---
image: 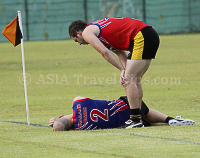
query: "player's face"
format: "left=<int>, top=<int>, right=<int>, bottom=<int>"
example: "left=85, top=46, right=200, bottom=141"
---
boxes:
left=71, top=32, right=88, bottom=45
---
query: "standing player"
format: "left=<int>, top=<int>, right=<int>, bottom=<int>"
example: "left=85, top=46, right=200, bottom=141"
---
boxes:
left=50, top=96, right=196, bottom=131
left=68, top=17, right=160, bottom=128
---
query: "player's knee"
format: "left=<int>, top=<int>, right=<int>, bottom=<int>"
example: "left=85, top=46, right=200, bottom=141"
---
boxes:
left=124, top=75, right=142, bottom=86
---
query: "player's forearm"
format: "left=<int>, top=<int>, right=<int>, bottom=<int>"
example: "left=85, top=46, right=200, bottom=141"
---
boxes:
left=102, top=50, right=125, bottom=71
left=114, top=50, right=127, bottom=68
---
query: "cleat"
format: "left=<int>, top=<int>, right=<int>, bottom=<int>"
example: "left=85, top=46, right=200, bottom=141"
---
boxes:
left=119, top=119, right=144, bottom=129
left=169, top=118, right=196, bottom=126
left=174, top=116, right=182, bottom=119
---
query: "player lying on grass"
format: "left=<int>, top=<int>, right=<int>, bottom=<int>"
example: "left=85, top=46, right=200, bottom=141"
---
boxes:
left=49, top=96, right=195, bottom=131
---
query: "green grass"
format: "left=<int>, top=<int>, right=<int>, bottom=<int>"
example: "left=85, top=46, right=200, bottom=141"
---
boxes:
left=0, top=34, right=200, bottom=158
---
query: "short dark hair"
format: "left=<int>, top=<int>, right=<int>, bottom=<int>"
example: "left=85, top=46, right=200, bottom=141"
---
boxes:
left=68, top=20, right=87, bottom=37
left=53, top=117, right=72, bottom=131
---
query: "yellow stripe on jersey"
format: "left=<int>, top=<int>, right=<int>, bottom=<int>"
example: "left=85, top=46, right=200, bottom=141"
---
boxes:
left=131, top=31, right=144, bottom=60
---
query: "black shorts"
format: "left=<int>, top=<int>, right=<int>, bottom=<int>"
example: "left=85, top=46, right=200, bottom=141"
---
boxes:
left=127, top=27, right=160, bottom=60
left=119, top=96, right=151, bottom=127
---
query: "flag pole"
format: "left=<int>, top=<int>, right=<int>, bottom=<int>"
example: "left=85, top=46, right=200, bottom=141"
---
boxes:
left=17, top=10, right=30, bottom=125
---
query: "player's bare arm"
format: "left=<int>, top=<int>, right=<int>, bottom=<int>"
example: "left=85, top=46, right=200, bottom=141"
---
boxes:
left=113, top=50, right=127, bottom=86
left=82, top=25, right=125, bottom=71
left=113, top=50, right=127, bottom=68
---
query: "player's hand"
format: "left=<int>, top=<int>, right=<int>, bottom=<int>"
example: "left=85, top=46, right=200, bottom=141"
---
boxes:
left=50, top=117, right=56, bottom=127
left=120, top=70, right=126, bottom=87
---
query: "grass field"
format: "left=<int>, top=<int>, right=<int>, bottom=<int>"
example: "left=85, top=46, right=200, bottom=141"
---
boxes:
left=0, top=34, right=200, bottom=158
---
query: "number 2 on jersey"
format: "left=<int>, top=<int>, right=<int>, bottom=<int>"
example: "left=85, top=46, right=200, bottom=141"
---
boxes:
left=90, top=109, right=109, bottom=122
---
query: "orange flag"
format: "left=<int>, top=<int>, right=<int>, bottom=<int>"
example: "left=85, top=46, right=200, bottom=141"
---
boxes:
left=2, top=16, right=23, bottom=46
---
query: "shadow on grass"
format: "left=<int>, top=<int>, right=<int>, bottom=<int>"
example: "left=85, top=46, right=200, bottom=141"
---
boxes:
left=0, top=120, right=51, bottom=128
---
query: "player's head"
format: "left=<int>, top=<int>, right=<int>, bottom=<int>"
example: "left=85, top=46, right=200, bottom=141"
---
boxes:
left=68, top=20, right=88, bottom=45
left=69, top=20, right=87, bottom=37
left=52, top=116, right=72, bottom=131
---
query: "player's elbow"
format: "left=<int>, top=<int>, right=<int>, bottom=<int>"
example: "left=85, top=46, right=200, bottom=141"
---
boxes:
left=101, top=50, right=110, bottom=60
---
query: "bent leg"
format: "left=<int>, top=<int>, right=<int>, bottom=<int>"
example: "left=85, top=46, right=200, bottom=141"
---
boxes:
left=125, top=59, right=151, bottom=110
left=146, top=108, right=168, bottom=125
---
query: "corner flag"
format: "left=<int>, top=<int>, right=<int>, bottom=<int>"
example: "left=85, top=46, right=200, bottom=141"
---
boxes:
left=2, top=16, right=23, bottom=46
left=2, top=11, right=30, bottom=125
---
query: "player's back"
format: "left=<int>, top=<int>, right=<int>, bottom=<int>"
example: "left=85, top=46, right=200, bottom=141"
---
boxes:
left=87, top=17, right=151, bottom=50
left=72, top=98, right=130, bottom=130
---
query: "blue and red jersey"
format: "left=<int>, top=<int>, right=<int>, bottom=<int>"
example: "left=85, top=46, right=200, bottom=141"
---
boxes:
left=87, top=17, right=151, bottom=50
left=72, top=98, right=130, bottom=130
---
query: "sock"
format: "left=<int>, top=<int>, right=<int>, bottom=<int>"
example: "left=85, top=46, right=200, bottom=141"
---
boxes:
left=130, top=108, right=141, bottom=123
left=165, top=116, right=174, bottom=123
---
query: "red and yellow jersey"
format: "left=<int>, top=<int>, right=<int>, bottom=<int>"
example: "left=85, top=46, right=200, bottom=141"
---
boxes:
left=87, top=17, right=151, bottom=50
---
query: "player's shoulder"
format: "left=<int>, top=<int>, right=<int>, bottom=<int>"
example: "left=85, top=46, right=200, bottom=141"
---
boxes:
left=83, top=24, right=100, bottom=36
left=72, top=96, right=91, bottom=106
left=73, top=96, right=86, bottom=103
